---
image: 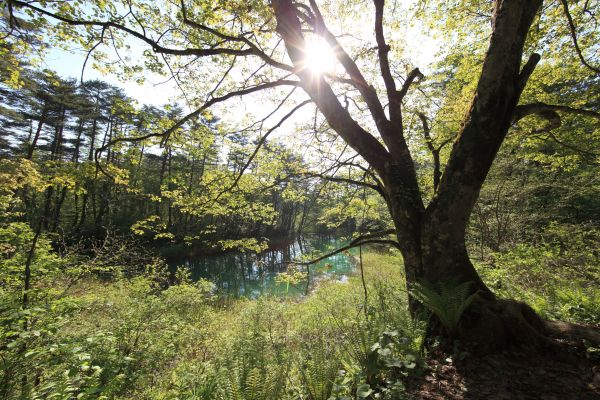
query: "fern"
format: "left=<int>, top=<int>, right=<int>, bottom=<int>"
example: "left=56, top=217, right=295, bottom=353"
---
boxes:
left=215, top=357, right=288, bottom=400
left=243, top=367, right=264, bottom=400
left=298, top=337, right=341, bottom=400
left=217, top=364, right=243, bottom=400
left=411, top=278, right=480, bottom=337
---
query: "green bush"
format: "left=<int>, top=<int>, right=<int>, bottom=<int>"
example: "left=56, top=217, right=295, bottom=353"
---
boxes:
left=477, top=222, right=600, bottom=324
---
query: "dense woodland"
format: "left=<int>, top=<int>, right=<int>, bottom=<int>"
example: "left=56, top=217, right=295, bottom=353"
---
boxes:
left=1, top=0, right=600, bottom=398
left=0, top=69, right=334, bottom=246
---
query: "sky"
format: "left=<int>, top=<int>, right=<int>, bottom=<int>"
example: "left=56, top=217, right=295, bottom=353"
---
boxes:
left=43, top=46, right=179, bottom=107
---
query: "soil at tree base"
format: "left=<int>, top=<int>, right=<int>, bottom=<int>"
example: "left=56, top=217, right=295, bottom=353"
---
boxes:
left=407, top=344, right=600, bottom=399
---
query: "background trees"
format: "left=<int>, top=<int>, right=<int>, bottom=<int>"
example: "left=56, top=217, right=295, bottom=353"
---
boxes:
left=0, top=68, right=326, bottom=249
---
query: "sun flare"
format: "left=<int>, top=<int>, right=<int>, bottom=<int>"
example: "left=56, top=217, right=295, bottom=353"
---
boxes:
left=303, top=38, right=336, bottom=75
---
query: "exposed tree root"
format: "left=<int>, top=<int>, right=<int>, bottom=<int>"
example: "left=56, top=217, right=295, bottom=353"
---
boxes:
left=450, top=297, right=599, bottom=354
left=456, top=299, right=548, bottom=353
left=545, top=319, right=600, bottom=346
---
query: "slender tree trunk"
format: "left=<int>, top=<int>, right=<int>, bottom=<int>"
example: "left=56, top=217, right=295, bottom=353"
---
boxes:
left=167, top=147, right=173, bottom=228
left=26, top=105, right=47, bottom=160
left=51, top=187, right=68, bottom=232
left=79, top=194, right=88, bottom=228
left=157, top=146, right=169, bottom=216
left=88, top=118, right=98, bottom=161
left=72, top=119, right=84, bottom=164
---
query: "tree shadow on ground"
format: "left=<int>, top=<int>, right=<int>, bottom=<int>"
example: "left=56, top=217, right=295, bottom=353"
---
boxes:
left=408, top=344, right=600, bottom=399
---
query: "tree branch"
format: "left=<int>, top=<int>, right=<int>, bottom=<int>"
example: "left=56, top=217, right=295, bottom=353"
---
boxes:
left=513, top=102, right=600, bottom=123
left=272, top=0, right=390, bottom=173
left=300, top=172, right=384, bottom=195
left=10, top=0, right=291, bottom=67
left=160, top=79, right=301, bottom=145
left=417, top=112, right=441, bottom=191
left=397, top=68, right=424, bottom=101
left=216, top=99, right=312, bottom=199
left=373, top=0, right=399, bottom=121
left=93, top=79, right=301, bottom=178
left=294, top=236, right=399, bottom=265
left=179, top=0, right=293, bottom=72
left=559, top=0, right=600, bottom=75
left=306, top=0, right=397, bottom=151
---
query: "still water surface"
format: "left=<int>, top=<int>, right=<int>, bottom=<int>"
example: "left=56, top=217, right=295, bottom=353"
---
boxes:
left=169, top=236, right=357, bottom=298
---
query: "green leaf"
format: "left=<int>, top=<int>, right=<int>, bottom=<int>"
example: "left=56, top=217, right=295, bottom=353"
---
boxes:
left=356, top=384, right=373, bottom=398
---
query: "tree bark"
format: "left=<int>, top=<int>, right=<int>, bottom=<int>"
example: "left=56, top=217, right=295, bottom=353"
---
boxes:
left=26, top=105, right=47, bottom=160
left=272, top=0, right=553, bottom=351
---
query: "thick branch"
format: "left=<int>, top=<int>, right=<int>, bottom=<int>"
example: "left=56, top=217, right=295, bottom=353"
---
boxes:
left=397, top=68, right=424, bottom=101
left=307, top=0, right=395, bottom=149
left=513, top=102, right=600, bottom=161
left=272, top=0, right=390, bottom=173
left=373, top=0, right=399, bottom=122
left=514, top=102, right=600, bottom=123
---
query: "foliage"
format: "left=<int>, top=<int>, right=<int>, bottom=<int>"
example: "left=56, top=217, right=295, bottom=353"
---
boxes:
left=0, top=248, right=427, bottom=399
left=477, top=223, right=600, bottom=326
left=1, top=0, right=599, bottom=398
left=411, top=279, right=480, bottom=338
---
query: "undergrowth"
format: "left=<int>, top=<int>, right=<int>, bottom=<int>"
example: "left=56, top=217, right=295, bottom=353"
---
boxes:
left=1, top=227, right=599, bottom=399
left=475, top=223, right=600, bottom=326
left=1, top=247, right=425, bottom=399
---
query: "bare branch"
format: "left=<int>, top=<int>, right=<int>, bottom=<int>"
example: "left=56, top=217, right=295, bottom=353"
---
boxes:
left=160, top=79, right=301, bottom=145
left=81, top=27, right=106, bottom=83
left=397, top=68, right=424, bottom=101
left=294, top=238, right=399, bottom=265
left=293, top=231, right=398, bottom=266
left=299, top=172, right=384, bottom=195
left=559, top=0, right=600, bottom=75
left=180, top=0, right=293, bottom=72
left=93, top=79, right=301, bottom=178
left=219, top=99, right=312, bottom=196
left=10, top=0, right=291, bottom=67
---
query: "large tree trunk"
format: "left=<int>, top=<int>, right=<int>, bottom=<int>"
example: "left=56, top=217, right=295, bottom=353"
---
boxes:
left=385, top=185, right=550, bottom=353
left=384, top=0, right=547, bottom=330
left=272, top=0, right=600, bottom=352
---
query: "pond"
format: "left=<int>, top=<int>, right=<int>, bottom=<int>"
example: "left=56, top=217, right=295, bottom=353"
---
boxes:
left=168, top=236, right=357, bottom=298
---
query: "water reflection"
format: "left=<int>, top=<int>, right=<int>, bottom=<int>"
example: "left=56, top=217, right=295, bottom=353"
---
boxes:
left=169, top=236, right=356, bottom=298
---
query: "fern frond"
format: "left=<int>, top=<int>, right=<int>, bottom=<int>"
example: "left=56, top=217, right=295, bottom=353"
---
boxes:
left=411, top=278, right=480, bottom=337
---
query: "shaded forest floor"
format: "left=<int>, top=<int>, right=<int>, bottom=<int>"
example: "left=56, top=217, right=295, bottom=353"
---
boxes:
left=410, top=346, right=600, bottom=399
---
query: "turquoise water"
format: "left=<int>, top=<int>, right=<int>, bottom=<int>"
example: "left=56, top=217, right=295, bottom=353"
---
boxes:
left=168, top=236, right=357, bottom=298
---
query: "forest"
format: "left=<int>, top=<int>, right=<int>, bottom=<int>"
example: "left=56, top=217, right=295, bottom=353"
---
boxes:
left=0, top=0, right=599, bottom=398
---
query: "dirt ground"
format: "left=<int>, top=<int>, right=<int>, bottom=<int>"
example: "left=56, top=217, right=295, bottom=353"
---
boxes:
left=408, top=344, right=600, bottom=399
